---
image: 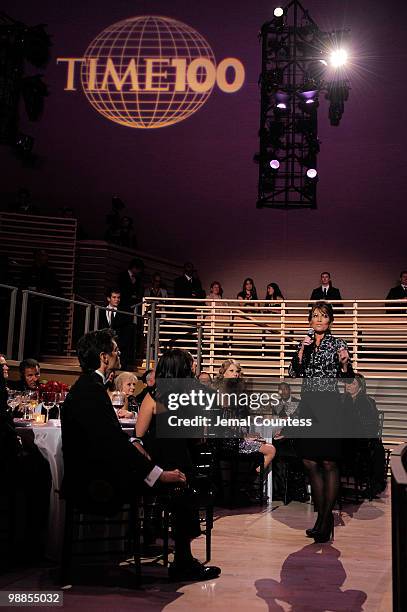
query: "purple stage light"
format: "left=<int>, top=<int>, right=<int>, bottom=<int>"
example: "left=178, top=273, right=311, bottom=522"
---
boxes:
left=306, top=168, right=317, bottom=179
left=270, top=159, right=280, bottom=170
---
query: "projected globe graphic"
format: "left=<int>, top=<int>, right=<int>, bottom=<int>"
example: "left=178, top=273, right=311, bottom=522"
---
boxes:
left=80, top=16, right=216, bottom=129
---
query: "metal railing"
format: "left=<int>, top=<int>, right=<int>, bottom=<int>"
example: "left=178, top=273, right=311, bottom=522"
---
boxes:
left=143, top=297, right=407, bottom=375
left=18, top=289, right=94, bottom=361
left=0, top=284, right=144, bottom=361
left=391, top=443, right=407, bottom=612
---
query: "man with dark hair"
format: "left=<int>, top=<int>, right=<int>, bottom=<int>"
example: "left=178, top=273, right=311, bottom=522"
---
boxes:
left=174, top=262, right=205, bottom=299
left=118, top=258, right=145, bottom=310
left=9, top=358, right=40, bottom=391
left=310, top=272, right=342, bottom=301
left=61, top=329, right=220, bottom=581
left=386, top=270, right=407, bottom=314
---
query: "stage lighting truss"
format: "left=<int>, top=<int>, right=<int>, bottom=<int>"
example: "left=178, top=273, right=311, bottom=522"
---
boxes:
left=256, top=0, right=350, bottom=209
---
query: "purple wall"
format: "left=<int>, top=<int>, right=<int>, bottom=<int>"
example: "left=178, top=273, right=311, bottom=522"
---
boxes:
left=0, top=0, right=405, bottom=299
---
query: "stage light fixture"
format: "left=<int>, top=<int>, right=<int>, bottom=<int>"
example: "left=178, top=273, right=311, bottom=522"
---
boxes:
left=330, top=49, right=348, bottom=68
left=270, top=159, right=280, bottom=170
left=306, top=168, right=317, bottom=178
left=274, top=7, right=284, bottom=17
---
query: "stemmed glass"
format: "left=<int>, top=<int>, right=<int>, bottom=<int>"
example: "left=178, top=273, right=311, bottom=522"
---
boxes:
left=54, top=391, right=68, bottom=421
left=111, top=391, right=126, bottom=417
left=20, top=393, right=32, bottom=420
left=42, top=391, right=56, bottom=423
left=7, top=390, right=21, bottom=414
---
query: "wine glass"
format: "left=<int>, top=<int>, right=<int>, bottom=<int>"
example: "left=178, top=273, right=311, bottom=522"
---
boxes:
left=27, top=390, right=39, bottom=412
left=42, top=391, right=56, bottom=423
left=20, top=393, right=33, bottom=420
left=7, top=390, right=20, bottom=414
left=111, top=391, right=125, bottom=417
left=54, top=391, right=68, bottom=421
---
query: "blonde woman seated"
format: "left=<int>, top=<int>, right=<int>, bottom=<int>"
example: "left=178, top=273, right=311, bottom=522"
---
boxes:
left=215, top=359, right=275, bottom=472
left=113, top=371, right=139, bottom=418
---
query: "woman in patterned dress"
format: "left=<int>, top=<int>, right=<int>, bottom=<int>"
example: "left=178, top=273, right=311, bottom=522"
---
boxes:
left=289, top=302, right=353, bottom=542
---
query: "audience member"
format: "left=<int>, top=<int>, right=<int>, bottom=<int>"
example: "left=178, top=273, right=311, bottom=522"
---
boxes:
left=118, top=216, right=137, bottom=249
left=118, top=258, right=145, bottom=310
left=10, top=187, right=39, bottom=215
left=272, top=382, right=308, bottom=503
left=237, top=277, right=258, bottom=301
left=104, top=196, right=125, bottom=244
left=20, top=249, right=61, bottom=296
left=9, top=358, right=40, bottom=391
left=265, top=283, right=284, bottom=308
left=310, top=272, right=342, bottom=301
left=136, top=369, right=156, bottom=405
left=114, top=371, right=139, bottom=416
left=145, top=273, right=168, bottom=298
left=174, top=262, right=205, bottom=299
left=208, top=281, right=223, bottom=299
left=0, top=354, right=9, bottom=382
left=215, top=359, right=275, bottom=472
left=98, top=288, right=125, bottom=329
left=118, top=258, right=145, bottom=363
left=198, top=371, right=213, bottom=386
left=343, top=373, right=386, bottom=495
left=386, top=270, right=407, bottom=314
left=61, top=330, right=220, bottom=581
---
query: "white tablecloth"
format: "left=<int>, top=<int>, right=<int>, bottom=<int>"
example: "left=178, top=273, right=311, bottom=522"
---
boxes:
left=32, top=424, right=65, bottom=560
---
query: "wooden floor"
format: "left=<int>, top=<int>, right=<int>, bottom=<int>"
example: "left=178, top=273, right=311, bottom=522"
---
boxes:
left=0, top=489, right=392, bottom=612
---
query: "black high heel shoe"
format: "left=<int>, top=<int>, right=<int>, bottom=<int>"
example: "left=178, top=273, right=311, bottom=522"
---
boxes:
left=313, top=513, right=334, bottom=543
left=305, top=514, right=322, bottom=538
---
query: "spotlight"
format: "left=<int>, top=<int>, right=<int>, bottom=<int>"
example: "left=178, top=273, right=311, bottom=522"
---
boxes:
left=276, top=102, right=286, bottom=109
left=272, top=7, right=285, bottom=28
left=330, top=49, right=348, bottom=68
left=306, top=168, right=317, bottom=178
left=270, top=159, right=280, bottom=170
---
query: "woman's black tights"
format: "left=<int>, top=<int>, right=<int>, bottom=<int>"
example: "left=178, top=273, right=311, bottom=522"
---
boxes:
left=303, top=459, right=339, bottom=530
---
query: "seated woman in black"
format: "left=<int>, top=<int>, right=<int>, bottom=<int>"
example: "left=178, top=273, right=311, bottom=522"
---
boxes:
left=343, top=373, right=386, bottom=495
left=237, top=277, right=258, bottom=303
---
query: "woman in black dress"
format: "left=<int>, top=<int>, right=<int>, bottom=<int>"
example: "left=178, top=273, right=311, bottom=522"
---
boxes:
left=289, top=301, right=353, bottom=542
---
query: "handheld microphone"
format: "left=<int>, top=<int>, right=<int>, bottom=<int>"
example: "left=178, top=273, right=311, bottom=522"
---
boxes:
left=304, top=328, right=315, bottom=353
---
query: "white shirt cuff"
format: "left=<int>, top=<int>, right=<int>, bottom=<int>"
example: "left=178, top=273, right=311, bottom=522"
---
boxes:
left=144, top=465, right=163, bottom=487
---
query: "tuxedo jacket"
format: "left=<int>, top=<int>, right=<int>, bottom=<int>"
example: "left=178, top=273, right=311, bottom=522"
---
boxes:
left=386, top=285, right=407, bottom=313
left=174, top=275, right=205, bottom=299
left=61, top=372, right=155, bottom=510
left=98, top=308, right=129, bottom=332
left=310, top=286, right=342, bottom=301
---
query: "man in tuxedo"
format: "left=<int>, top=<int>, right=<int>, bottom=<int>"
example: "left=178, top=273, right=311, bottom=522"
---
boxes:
left=98, top=288, right=128, bottom=333
left=118, top=259, right=145, bottom=363
left=61, top=329, right=220, bottom=581
left=174, top=262, right=205, bottom=299
left=310, top=272, right=343, bottom=314
left=118, top=258, right=144, bottom=311
left=386, top=271, right=407, bottom=314
left=310, top=272, right=342, bottom=301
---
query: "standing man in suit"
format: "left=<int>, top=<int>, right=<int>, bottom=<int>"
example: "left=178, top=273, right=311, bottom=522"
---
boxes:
left=61, top=329, right=220, bottom=581
left=118, top=258, right=145, bottom=365
left=98, top=288, right=130, bottom=368
left=310, top=272, right=342, bottom=302
left=310, top=272, right=343, bottom=314
left=174, top=262, right=205, bottom=299
left=386, top=270, right=407, bottom=314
